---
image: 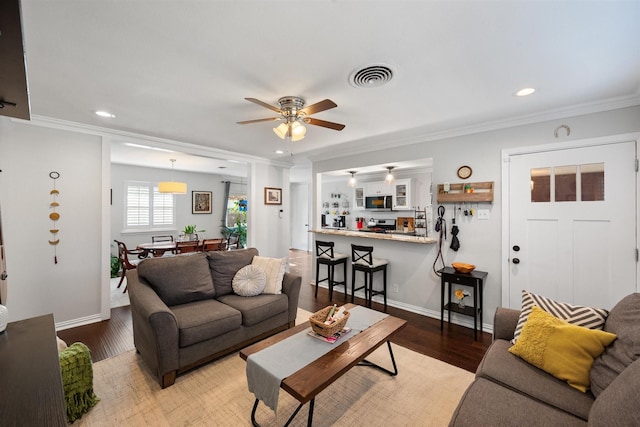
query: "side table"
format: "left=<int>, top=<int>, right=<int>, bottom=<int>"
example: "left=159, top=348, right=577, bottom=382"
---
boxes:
left=439, top=267, right=488, bottom=340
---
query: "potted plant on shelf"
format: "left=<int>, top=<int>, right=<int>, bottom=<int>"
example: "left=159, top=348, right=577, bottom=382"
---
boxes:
left=182, top=225, right=205, bottom=241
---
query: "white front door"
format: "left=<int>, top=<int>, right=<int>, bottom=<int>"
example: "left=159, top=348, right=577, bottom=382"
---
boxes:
left=505, top=139, right=637, bottom=310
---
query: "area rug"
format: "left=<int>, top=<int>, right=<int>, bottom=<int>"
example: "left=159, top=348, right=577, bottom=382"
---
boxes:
left=110, top=277, right=129, bottom=309
left=75, top=311, right=474, bottom=426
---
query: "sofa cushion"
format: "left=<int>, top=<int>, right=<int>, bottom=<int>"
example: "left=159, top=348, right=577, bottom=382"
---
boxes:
left=449, top=378, right=587, bottom=427
left=508, top=307, right=617, bottom=392
left=232, top=265, right=266, bottom=297
left=512, top=290, right=609, bottom=344
left=477, top=339, right=594, bottom=420
left=589, top=293, right=640, bottom=397
left=251, top=256, right=286, bottom=294
left=171, top=299, right=242, bottom=347
left=137, top=253, right=215, bottom=306
left=216, top=293, right=288, bottom=327
left=588, top=358, right=640, bottom=425
left=207, top=248, right=259, bottom=296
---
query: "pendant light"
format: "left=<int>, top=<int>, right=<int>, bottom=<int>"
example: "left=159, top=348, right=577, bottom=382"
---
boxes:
left=384, top=166, right=395, bottom=184
left=158, top=159, right=187, bottom=194
left=348, top=171, right=357, bottom=187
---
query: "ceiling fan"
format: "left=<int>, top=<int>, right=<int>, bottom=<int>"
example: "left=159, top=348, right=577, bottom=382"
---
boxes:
left=237, top=96, right=345, bottom=141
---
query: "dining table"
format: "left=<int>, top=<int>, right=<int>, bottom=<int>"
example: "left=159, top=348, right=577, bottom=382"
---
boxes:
left=136, top=241, right=178, bottom=257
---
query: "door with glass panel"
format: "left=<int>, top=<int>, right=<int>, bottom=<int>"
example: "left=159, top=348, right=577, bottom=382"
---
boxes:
left=508, top=140, right=637, bottom=310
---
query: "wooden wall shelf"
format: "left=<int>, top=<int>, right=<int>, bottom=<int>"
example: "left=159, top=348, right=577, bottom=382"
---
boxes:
left=436, top=181, right=494, bottom=203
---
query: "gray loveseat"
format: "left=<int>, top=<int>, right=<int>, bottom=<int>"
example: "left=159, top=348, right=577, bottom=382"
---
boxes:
left=450, top=293, right=640, bottom=426
left=128, top=248, right=301, bottom=388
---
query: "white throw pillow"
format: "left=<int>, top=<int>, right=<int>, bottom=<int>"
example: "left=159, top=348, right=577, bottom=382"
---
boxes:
left=251, top=256, right=286, bottom=294
left=232, top=265, right=266, bottom=297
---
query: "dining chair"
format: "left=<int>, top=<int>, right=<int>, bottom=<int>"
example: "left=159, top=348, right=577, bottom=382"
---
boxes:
left=175, top=240, right=200, bottom=254
left=226, top=234, right=239, bottom=250
left=114, top=240, right=146, bottom=293
left=151, top=235, right=174, bottom=243
left=201, top=238, right=225, bottom=251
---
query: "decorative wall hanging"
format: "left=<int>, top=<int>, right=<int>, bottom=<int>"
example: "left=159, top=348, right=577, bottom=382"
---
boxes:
left=264, top=187, right=282, bottom=205
left=49, top=171, right=60, bottom=264
left=192, top=191, right=212, bottom=214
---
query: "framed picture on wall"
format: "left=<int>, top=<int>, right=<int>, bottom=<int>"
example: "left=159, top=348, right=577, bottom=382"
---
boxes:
left=264, top=187, right=282, bottom=205
left=192, top=191, right=212, bottom=214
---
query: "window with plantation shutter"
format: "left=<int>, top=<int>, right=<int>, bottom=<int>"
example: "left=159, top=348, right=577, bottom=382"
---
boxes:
left=125, top=181, right=175, bottom=230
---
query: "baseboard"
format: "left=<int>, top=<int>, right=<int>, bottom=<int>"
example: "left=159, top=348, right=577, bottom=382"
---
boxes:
left=55, top=313, right=103, bottom=331
left=316, top=283, right=494, bottom=334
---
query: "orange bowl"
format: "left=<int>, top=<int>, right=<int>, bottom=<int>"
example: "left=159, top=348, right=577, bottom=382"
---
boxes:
left=452, top=262, right=475, bottom=274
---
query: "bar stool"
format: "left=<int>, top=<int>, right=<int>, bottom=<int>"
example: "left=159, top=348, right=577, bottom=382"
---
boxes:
left=351, top=244, right=389, bottom=311
left=315, top=240, right=348, bottom=301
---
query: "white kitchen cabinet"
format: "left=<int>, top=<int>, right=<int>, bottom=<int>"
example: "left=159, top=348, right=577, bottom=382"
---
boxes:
left=393, top=178, right=413, bottom=210
left=365, top=182, right=393, bottom=196
left=353, top=186, right=365, bottom=210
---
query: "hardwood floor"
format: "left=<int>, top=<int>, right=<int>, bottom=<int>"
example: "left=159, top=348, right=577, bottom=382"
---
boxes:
left=57, top=249, right=490, bottom=372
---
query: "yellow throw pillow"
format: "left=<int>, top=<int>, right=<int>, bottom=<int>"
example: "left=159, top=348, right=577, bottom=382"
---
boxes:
left=508, top=306, right=617, bottom=392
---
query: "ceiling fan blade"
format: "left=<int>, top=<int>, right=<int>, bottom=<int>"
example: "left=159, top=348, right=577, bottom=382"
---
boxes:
left=306, top=117, right=345, bottom=131
left=237, top=117, right=281, bottom=125
left=244, top=98, right=282, bottom=113
left=300, top=99, right=337, bottom=116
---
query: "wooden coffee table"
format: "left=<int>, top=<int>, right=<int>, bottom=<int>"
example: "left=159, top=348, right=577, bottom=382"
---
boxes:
left=240, top=304, right=407, bottom=426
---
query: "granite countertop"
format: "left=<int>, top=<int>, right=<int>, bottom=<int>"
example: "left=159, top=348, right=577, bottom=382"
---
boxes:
left=311, top=228, right=437, bottom=244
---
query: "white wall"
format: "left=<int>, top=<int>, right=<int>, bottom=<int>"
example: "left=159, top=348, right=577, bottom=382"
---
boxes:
left=248, top=162, right=291, bottom=259
left=110, top=163, right=230, bottom=249
left=0, top=117, right=292, bottom=329
left=0, top=118, right=104, bottom=325
left=312, top=105, right=640, bottom=329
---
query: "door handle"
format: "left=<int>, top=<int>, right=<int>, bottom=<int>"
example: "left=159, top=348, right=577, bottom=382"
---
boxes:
left=512, top=258, right=520, bottom=264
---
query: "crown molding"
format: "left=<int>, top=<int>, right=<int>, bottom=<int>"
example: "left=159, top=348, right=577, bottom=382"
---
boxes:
left=16, top=115, right=294, bottom=168
left=305, top=94, right=640, bottom=162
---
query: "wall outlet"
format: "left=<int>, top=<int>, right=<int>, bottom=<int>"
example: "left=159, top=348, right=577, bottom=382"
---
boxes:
left=477, top=209, right=490, bottom=220
left=392, top=283, right=399, bottom=293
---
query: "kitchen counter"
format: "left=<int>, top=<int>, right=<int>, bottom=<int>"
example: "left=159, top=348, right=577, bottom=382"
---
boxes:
left=312, top=228, right=436, bottom=244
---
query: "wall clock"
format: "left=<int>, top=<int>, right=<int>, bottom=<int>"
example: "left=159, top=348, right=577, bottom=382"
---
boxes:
left=457, top=165, right=472, bottom=179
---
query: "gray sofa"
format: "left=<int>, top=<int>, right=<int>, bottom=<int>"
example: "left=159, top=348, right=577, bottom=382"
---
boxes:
left=127, top=248, right=301, bottom=388
left=450, top=293, right=640, bottom=426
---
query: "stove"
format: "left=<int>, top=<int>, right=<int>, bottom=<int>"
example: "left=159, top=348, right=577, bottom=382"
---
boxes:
left=360, top=219, right=396, bottom=233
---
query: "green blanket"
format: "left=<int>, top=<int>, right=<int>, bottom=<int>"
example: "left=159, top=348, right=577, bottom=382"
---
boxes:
left=59, top=342, right=99, bottom=423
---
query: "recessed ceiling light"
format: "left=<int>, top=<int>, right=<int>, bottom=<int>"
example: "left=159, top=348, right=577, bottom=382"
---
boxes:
left=95, top=110, right=115, bottom=118
left=515, top=88, right=536, bottom=97
left=275, top=150, right=284, bottom=154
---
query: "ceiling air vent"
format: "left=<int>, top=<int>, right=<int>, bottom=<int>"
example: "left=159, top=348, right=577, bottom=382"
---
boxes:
left=349, top=64, right=394, bottom=88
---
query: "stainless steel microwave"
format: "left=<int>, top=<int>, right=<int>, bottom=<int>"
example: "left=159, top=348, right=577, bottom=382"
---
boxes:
left=365, top=195, right=393, bottom=210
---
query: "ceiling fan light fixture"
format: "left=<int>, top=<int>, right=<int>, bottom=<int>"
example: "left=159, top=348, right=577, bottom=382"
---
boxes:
left=158, top=159, right=187, bottom=194
left=291, top=121, right=306, bottom=141
left=273, top=123, right=288, bottom=139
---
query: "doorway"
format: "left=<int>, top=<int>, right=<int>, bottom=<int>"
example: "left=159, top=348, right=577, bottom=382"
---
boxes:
left=502, top=135, right=638, bottom=310
left=290, top=182, right=310, bottom=251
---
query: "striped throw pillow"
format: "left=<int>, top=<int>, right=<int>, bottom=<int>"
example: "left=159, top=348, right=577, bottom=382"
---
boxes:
left=251, top=256, right=286, bottom=295
left=511, top=290, right=609, bottom=344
